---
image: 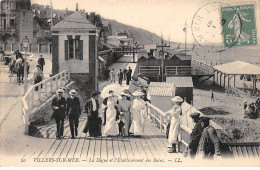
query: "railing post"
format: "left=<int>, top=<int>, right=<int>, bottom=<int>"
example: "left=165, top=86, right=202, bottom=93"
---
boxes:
left=56, top=76, right=58, bottom=91
left=38, top=85, right=42, bottom=102
left=160, top=115, right=162, bottom=133
left=24, top=109, right=29, bottom=135
left=44, top=80, right=48, bottom=98
left=50, top=78, right=53, bottom=93
left=31, top=91, right=34, bottom=107
left=68, top=70, right=71, bottom=81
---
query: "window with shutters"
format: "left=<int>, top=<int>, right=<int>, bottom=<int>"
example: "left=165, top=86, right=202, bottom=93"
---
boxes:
left=64, top=35, right=83, bottom=60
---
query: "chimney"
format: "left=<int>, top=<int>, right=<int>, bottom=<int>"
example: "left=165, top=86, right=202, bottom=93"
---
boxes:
left=76, top=3, right=78, bottom=11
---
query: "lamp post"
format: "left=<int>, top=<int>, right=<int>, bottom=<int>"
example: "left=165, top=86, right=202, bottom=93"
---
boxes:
left=22, top=36, right=29, bottom=94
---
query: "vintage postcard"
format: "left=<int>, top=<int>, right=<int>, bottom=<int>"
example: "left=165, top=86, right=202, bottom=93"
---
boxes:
left=0, top=0, right=260, bottom=167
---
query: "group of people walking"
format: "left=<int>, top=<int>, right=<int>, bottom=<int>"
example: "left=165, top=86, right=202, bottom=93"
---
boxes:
left=103, top=67, right=132, bottom=85
left=52, top=88, right=148, bottom=139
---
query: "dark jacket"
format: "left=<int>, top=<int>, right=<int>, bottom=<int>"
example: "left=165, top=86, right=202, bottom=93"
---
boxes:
left=196, top=126, right=221, bottom=158
left=38, top=58, right=45, bottom=66
left=52, top=96, right=66, bottom=119
left=189, top=120, right=203, bottom=150
left=66, top=97, right=81, bottom=116
left=84, top=98, right=99, bottom=117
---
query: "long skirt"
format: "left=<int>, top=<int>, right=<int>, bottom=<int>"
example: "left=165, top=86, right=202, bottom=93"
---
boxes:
left=34, top=76, right=42, bottom=91
left=122, top=111, right=131, bottom=136
left=103, top=108, right=119, bottom=136
left=168, top=117, right=180, bottom=144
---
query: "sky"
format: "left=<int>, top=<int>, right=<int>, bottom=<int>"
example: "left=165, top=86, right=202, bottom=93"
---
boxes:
left=31, top=0, right=260, bottom=45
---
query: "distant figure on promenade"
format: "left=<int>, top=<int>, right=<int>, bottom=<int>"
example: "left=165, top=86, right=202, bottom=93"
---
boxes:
left=103, top=67, right=109, bottom=81
left=118, top=69, right=123, bottom=85
left=130, top=91, right=147, bottom=138
left=15, top=50, right=22, bottom=60
left=33, top=65, right=43, bottom=91
left=51, top=89, right=66, bottom=140
left=126, top=67, right=132, bottom=85
left=102, top=90, right=119, bottom=136
left=123, top=68, right=127, bottom=80
left=167, top=96, right=183, bottom=153
left=196, top=117, right=221, bottom=159
left=38, top=55, right=45, bottom=71
left=210, top=89, right=214, bottom=102
left=185, top=113, right=203, bottom=158
left=83, top=91, right=102, bottom=137
left=255, top=97, right=260, bottom=117
left=66, top=89, right=81, bottom=139
left=244, top=102, right=257, bottom=119
left=110, top=68, right=115, bottom=83
left=118, top=92, right=132, bottom=136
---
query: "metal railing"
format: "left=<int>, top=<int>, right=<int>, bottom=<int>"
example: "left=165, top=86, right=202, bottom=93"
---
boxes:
left=22, top=69, right=70, bottom=135
left=165, top=66, right=193, bottom=76
left=191, top=59, right=214, bottom=75
left=139, top=66, right=160, bottom=75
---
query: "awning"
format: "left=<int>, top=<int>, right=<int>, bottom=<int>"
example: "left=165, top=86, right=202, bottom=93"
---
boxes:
left=166, top=76, right=194, bottom=87
left=214, top=61, right=260, bottom=75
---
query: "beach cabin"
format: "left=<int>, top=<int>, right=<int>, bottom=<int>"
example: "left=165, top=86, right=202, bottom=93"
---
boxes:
left=166, top=76, right=193, bottom=104
left=51, top=9, right=98, bottom=94
left=147, top=82, right=175, bottom=112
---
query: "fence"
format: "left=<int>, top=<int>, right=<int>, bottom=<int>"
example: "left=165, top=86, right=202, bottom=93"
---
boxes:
left=165, top=66, right=193, bottom=76
left=191, top=59, right=215, bottom=75
left=139, top=66, right=160, bottom=76
left=22, top=69, right=70, bottom=135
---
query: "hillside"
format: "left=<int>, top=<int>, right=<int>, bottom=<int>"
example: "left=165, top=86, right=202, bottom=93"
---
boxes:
left=108, top=19, right=173, bottom=45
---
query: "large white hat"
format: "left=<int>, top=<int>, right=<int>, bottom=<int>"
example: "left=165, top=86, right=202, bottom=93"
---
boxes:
left=69, top=89, right=77, bottom=95
left=171, top=96, right=183, bottom=102
left=132, top=91, right=145, bottom=96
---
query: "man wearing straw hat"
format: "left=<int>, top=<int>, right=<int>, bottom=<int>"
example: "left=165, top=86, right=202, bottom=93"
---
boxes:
left=66, top=89, right=81, bottom=139
left=52, top=89, right=66, bottom=140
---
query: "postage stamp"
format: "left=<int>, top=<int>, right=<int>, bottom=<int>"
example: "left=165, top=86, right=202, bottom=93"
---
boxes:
left=221, top=3, right=258, bottom=47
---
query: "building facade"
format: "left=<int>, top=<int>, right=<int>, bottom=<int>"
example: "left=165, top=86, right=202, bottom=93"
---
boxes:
left=0, top=0, right=33, bottom=51
left=51, top=10, right=98, bottom=96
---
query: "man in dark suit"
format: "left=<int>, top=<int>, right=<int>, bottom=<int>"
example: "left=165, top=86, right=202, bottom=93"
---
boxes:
left=83, top=91, right=102, bottom=137
left=187, top=112, right=203, bottom=158
left=52, top=89, right=66, bottom=140
left=196, top=117, right=221, bottom=159
left=38, top=55, right=45, bottom=71
left=118, top=69, right=123, bottom=85
left=66, top=89, right=81, bottom=139
left=126, top=67, right=132, bottom=85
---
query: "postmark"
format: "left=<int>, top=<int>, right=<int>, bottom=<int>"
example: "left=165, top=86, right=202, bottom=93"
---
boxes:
left=191, top=2, right=242, bottom=49
left=221, top=3, right=258, bottom=47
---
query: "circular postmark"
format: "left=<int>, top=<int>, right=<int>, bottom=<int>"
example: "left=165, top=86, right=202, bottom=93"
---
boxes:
left=191, top=2, right=242, bottom=49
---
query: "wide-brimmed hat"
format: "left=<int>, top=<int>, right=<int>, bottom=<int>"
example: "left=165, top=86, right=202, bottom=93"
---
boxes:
left=132, top=91, right=145, bottom=96
left=56, top=89, right=64, bottom=94
left=244, top=100, right=247, bottom=103
left=120, top=92, right=130, bottom=97
left=69, top=89, right=77, bottom=95
left=171, top=96, right=183, bottom=103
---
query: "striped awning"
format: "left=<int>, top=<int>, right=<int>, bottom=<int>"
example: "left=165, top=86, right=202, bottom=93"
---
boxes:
left=148, top=82, right=175, bottom=96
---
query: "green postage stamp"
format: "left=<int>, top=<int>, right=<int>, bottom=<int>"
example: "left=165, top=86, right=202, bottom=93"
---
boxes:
left=221, top=3, right=258, bottom=47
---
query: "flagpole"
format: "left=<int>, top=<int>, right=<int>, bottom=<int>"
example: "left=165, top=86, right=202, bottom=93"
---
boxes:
left=185, top=22, right=187, bottom=55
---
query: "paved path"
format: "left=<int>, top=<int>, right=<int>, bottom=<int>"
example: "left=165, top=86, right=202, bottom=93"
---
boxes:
left=0, top=53, right=52, bottom=164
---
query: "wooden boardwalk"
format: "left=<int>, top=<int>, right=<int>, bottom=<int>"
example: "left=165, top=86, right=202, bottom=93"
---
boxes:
left=22, top=116, right=183, bottom=165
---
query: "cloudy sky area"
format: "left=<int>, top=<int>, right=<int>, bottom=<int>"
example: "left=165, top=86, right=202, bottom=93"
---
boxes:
left=32, top=0, right=260, bottom=45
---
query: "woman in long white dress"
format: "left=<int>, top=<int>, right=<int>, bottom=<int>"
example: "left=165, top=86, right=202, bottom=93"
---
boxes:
left=118, top=92, right=132, bottom=136
left=167, top=96, right=183, bottom=153
left=130, top=91, right=147, bottom=137
left=102, top=91, right=119, bottom=136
